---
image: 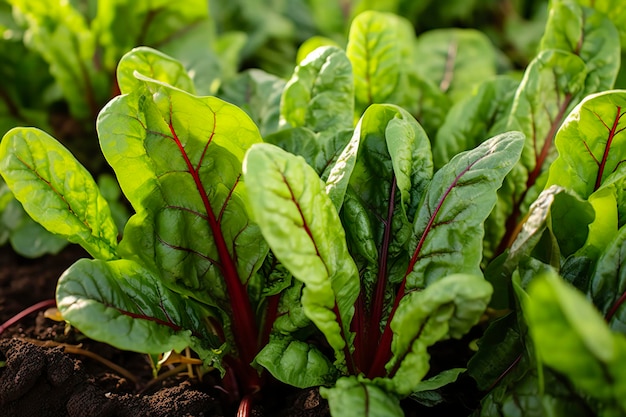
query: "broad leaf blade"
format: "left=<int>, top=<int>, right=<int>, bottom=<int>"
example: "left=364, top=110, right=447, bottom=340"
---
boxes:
left=0, top=127, right=118, bottom=259
left=540, top=2, right=620, bottom=93
left=546, top=90, right=626, bottom=199
left=56, top=258, right=221, bottom=365
left=98, top=77, right=267, bottom=365
left=406, top=132, right=524, bottom=288
left=243, top=143, right=360, bottom=370
left=255, top=336, right=337, bottom=388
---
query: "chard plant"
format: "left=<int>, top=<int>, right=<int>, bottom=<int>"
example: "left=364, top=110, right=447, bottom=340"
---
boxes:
left=2, top=2, right=626, bottom=417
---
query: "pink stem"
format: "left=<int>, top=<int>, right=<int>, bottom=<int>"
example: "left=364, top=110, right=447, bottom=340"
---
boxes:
left=0, top=299, right=57, bottom=335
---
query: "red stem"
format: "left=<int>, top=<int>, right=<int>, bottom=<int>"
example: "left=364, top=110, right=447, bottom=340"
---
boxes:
left=361, top=175, right=397, bottom=369
left=367, top=154, right=486, bottom=378
left=167, top=116, right=259, bottom=389
left=0, top=299, right=57, bottom=335
left=595, top=106, right=625, bottom=190
left=606, top=291, right=626, bottom=323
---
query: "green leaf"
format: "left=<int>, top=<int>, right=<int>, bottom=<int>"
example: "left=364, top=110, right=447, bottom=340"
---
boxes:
left=346, top=11, right=409, bottom=114
left=243, top=143, right=360, bottom=371
left=56, top=258, right=221, bottom=365
left=0, top=127, right=118, bottom=259
left=540, top=2, right=620, bottom=93
left=414, top=28, right=498, bottom=103
left=384, top=274, right=492, bottom=396
left=337, top=104, right=433, bottom=271
left=98, top=77, right=266, bottom=307
left=117, top=47, right=196, bottom=95
left=406, top=131, right=524, bottom=288
left=574, top=0, right=626, bottom=49
left=255, top=336, right=337, bottom=388
left=546, top=90, right=626, bottom=198
left=280, top=46, right=354, bottom=135
left=589, top=224, right=626, bottom=332
left=320, top=376, right=404, bottom=417
left=433, top=76, right=519, bottom=170
left=525, top=272, right=626, bottom=414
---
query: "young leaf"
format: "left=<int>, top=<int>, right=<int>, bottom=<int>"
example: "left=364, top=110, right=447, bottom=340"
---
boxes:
left=384, top=274, right=492, bottom=396
left=346, top=11, right=408, bottom=114
left=243, top=143, right=360, bottom=371
left=117, top=47, right=196, bottom=95
left=56, top=258, right=221, bottom=365
left=320, top=376, right=404, bottom=417
left=0, top=127, right=118, bottom=260
left=254, top=336, right=337, bottom=388
left=406, top=131, right=524, bottom=289
left=280, top=46, right=353, bottom=135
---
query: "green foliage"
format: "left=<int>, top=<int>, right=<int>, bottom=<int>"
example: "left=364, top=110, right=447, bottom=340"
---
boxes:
left=2, top=1, right=626, bottom=416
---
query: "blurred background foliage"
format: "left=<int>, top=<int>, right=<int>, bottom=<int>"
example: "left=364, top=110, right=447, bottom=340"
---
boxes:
left=1, top=0, right=621, bottom=257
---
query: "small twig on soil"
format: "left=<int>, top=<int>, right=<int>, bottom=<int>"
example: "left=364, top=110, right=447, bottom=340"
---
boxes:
left=0, top=299, right=57, bottom=335
left=22, top=337, right=139, bottom=386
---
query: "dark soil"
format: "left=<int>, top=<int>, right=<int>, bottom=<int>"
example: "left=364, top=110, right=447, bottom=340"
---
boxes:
left=0, top=246, right=480, bottom=417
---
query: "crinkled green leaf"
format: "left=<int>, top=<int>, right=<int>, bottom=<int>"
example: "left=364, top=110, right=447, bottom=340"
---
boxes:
left=467, top=312, right=524, bottom=391
left=280, top=46, right=353, bottom=135
left=406, top=131, right=524, bottom=288
left=117, top=47, right=195, bottom=95
left=346, top=11, right=408, bottom=114
left=0, top=127, right=118, bottom=259
left=56, top=258, right=221, bottom=366
left=320, top=376, right=404, bottom=417
left=541, top=2, right=620, bottom=93
left=525, top=272, right=626, bottom=414
left=433, top=76, right=519, bottom=170
left=546, top=90, right=626, bottom=198
left=243, top=143, right=360, bottom=371
left=414, top=28, right=498, bottom=103
left=384, top=274, right=492, bottom=396
left=255, top=336, right=337, bottom=388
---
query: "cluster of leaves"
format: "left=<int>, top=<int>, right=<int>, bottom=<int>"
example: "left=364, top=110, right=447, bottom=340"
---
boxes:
left=2, top=0, right=626, bottom=416
left=0, top=1, right=566, bottom=259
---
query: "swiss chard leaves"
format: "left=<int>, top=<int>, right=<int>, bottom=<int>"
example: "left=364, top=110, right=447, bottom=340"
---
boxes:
left=0, top=127, right=118, bottom=260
